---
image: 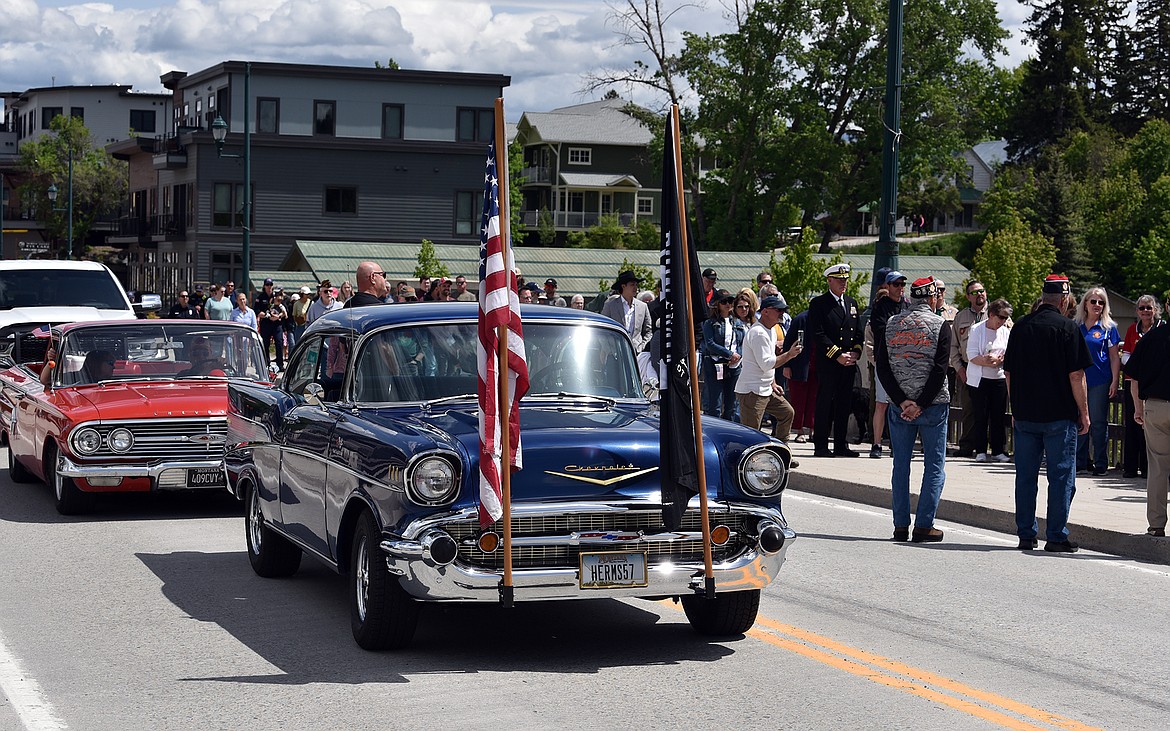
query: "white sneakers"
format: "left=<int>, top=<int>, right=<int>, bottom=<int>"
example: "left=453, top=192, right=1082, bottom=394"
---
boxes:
left=993, top=453, right=1011, bottom=463
left=975, top=453, right=987, bottom=462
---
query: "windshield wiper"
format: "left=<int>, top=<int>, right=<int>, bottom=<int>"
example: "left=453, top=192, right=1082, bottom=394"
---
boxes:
left=526, top=392, right=617, bottom=407
left=419, top=394, right=477, bottom=412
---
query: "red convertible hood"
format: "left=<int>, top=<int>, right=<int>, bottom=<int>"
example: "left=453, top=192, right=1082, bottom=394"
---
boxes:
left=77, top=382, right=227, bottom=419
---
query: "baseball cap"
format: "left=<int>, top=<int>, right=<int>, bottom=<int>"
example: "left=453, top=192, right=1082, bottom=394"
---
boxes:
left=884, top=270, right=907, bottom=285
left=545, top=278, right=558, bottom=287
left=263, top=277, right=274, bottom=285
left=910, top=276, right=938, bottom=298
left=760, top=295, right=787, bottom=311
left=702, top=268, right=718, bottom=279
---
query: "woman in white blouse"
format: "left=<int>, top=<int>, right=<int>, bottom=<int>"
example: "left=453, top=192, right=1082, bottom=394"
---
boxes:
left=966, top=298, right=1013, bottom=462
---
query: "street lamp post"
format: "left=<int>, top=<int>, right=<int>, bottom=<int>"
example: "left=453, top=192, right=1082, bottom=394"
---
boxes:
left=211, top=61, right=251, bottom=297
left=46, top=146, right=75, bottom=259
left=872, top=0, right=905, bottom=300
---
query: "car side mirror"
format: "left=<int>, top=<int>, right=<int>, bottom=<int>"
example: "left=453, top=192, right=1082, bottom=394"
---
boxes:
left=304, top=382, right=325, bottom=407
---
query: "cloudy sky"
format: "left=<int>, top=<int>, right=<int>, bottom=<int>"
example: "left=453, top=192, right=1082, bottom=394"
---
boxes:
left=1, top=0, right=1033, bottom=120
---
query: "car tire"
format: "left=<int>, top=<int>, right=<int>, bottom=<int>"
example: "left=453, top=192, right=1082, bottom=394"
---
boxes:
left=8, top=443, right=36, bottom=484
left=681, top=589, right=761, bottom=636
left=349, top=510, right=419, bottom=651
left=244, top=482, right=302, bottom=578
left=48, top=444, right=94, bottom=515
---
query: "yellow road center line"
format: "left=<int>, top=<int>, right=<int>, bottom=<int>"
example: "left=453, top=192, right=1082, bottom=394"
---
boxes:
left=754, top=617, right=1101, bottom=731
left=744, top=626, right=1053, bottom=731
left=658, top=600, right=1102, bottom=731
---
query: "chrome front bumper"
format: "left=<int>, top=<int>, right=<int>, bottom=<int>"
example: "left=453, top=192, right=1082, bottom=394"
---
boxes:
left=58, top=454, right=227, bottom=490
left=380, top=501, right=796, bottom=601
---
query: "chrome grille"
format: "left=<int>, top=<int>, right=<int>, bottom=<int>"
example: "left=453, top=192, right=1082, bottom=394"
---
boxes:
left=82, top=419, right=228, bottom=459
left=444, top=510, right=755, bottom=570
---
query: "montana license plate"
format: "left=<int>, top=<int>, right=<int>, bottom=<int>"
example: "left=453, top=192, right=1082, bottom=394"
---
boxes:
left=579, top=551, right=648, bottom=589
left=186, top=467, right=226, bottom=488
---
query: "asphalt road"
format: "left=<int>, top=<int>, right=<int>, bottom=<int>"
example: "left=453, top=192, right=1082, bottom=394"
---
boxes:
left=1, top=453, right=1167, bottom=731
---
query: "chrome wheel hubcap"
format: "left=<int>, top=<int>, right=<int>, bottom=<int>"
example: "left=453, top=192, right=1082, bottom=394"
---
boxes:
left=355, top=536, right=370, bottom=621
left=248, top=489, right=263, bottom=553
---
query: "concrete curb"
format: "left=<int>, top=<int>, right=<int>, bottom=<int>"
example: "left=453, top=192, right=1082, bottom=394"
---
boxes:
left=796, top=472, right=1170, bottom=566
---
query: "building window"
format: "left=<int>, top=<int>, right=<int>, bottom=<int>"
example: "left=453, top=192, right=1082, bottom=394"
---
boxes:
left=457, top=107, right=493, bottom=143
left=568, top=148, right=592, bottom=165
left=324, top=186, right=357, bottom=215
left=382, top=104, right=403, bottom=139
left=257, top=98, right=279, bottom=134
left=70, top=107, right=84, bottom=121
left=454, top=191, right=483, bottom=235
left=42, top=107, right=63, bottom=129
left=129, top=110, right=156, bottom=133
left=212, top=183, right=249, bottom=228
left=637, top=197, right=653, bottom=215
left=211, top=251, right=244, bottom=287
left=314, top=100, right=336, bottom=136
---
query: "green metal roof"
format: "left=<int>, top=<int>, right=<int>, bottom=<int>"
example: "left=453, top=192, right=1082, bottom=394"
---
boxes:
left=273, top=240, right=969, bottom=303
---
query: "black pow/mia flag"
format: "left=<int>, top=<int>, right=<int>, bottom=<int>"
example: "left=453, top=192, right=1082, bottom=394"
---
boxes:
left=658, top=108, right=706, bottom=532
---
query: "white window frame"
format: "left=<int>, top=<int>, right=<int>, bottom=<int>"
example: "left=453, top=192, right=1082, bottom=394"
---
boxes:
left=568, top=147, right=592, bottom=165
left=637, top=197, right=653, bottom=215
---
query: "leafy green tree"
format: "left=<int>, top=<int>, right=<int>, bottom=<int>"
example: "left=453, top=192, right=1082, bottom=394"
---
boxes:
left=414, top=239, right=450, bottom=279
left=972, top=216, right=1057, bottom=314
left=507, top=139, right=526, bottom=243
left=626, top=219, right=661, bottom=250
left=585, top=213, right=627, bottom=249
left=766, top=228, right=868, bottom=314
left=1128, top=230, right=1170, bottom=296
left=374, top=59, right=401, bottom=69
left=17, top=115, right=127, bottom=257
left=536, top=208, right=556, bottom=246
left=1006, top=0, right=1124, bottom=159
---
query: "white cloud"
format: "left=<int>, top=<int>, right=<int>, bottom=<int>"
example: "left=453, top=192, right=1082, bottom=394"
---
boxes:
left=1, top=0, right=1033, bottom=119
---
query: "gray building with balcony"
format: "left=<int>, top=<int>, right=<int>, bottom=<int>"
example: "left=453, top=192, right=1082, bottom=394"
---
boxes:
left=514, top=98, right=658, bottom=245
left=105, top=60, right=509, bottom=295
left=0, top=84, right=171, bottom=259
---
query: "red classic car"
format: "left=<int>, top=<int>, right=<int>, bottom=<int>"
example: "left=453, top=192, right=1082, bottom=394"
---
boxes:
left=0, top=320, right=268, bottom=514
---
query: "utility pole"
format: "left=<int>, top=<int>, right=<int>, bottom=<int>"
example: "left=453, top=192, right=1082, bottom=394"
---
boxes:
left=873, top=0, right=905, bottom=300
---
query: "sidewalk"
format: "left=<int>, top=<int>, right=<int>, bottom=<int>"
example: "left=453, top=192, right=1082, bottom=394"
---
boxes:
left=787, top=440, right=1170, bottom=565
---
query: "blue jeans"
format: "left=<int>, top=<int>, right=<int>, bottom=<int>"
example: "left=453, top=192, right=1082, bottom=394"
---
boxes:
left=1076, top=383, right=1110, bottom=470
left=887, top=402, right=948, bottom=529
left=701, top=359, right=740, bottom=420
left=1014, top=419, right=1077, bottom=542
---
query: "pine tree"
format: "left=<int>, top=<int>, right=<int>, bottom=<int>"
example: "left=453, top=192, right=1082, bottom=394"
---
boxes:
left=1130, top=0, right=1170, bottom=123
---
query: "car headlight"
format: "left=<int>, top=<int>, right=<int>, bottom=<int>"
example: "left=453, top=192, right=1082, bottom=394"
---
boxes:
left=739, top=446, right=787, bottom=497
left=73, top=427, right=102, bottom=455
left=109, top=428, right=134, bottom=453
left=405, top=455, right=459, bottom=505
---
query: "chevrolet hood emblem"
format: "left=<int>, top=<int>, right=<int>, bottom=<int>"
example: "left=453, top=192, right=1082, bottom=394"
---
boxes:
left=544, top=465, right=659, bottom=486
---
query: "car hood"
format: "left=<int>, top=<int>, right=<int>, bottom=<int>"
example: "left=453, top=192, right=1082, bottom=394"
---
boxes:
left=368, top=402, right=761, bottom=505
left=0, top=306, right=132, bottom=327
left=70, top=382, right=228, bottom=421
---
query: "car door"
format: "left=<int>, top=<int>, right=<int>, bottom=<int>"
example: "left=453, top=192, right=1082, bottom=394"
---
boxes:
left=274, top=334, right=337, bottom=557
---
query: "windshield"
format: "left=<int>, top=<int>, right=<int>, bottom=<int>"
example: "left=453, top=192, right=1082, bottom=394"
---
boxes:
left=351, top=321, right=643, bottom=403
left=56, top=323, right=268, bottom=385
left=0, top=269, right=129, bottom=310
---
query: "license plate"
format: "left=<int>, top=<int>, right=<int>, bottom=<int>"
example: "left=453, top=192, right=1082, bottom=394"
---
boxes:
left=186, top=467, right=226, bottom=488
left=578, top=551, right=648, bottom=589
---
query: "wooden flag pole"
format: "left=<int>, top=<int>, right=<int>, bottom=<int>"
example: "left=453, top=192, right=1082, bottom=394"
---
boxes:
left=669, top=106, right=716, bottom=598
left=494, top=97, right=515, bottom=608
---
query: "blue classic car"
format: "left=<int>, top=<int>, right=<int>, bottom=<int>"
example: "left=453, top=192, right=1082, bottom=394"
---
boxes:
left=225, top=303, right=795, bottom=649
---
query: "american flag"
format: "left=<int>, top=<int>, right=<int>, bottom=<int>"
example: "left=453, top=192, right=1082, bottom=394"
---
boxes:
left=477, top=140, right=529, bottom=528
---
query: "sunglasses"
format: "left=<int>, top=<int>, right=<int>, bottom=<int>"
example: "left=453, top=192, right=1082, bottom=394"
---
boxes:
left=760, top=279, right=773, bottom=284
left=1088, top=299, right=1105, bottom=306
left=1138, top=305, right=1154, bottom=311
left=373, top=271, right=387, bottom=278
left=735, top=303, right=750, bottom=309
left=967, top=288, right=985, bottom=295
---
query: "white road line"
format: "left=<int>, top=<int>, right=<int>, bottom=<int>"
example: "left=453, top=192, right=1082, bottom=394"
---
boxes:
left=0, top=629, right=66, bottom=731
left=786, top=492, right=1170, bottom=578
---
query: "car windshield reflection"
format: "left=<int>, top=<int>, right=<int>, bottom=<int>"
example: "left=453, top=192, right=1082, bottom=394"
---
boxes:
left=57, top=324, right=268, bottom=386
left=351, top=322, right=643, bottom=403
